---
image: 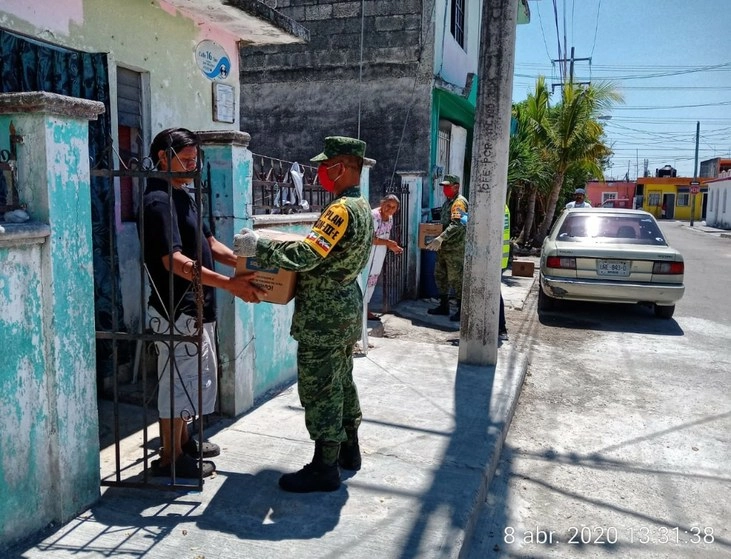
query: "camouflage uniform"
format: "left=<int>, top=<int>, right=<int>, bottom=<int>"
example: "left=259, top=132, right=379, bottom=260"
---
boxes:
left=255, top=169, right=373, bottom=444
left=434, top=192, right=469, bottom=300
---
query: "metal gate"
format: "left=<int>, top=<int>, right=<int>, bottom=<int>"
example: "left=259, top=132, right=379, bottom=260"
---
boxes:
left=379, top=177, right=411, bottom=312
left=92, top=143, right=210, bottom=490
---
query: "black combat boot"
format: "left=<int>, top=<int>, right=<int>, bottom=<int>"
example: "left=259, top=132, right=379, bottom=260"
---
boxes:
left=450, top=300, right=461, bottom=322
left=338, top=428, right=361, bottom=471
left=279, top=440, right=341, bottom=493
left=427, top=296, right=450, bottom=315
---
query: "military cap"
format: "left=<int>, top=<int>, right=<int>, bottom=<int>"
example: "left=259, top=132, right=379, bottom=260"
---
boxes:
left=310, top=136, right=366, bottom=162
left=439, top=174, right=461, bottom=186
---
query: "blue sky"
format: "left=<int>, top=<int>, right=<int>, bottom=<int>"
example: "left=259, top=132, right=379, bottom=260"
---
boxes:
left=513, top=0, right=731, bottom=179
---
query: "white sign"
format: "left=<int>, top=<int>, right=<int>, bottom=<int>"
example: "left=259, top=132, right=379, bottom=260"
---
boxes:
left=212, top=82, right=235, bottom=123
left=195, top=40, right=231, bottom=81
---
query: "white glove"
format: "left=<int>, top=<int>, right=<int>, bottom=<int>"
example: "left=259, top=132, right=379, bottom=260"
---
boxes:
left=425, top=236, right=443, bottom=251
left=233, top=227, right=260, bottom=257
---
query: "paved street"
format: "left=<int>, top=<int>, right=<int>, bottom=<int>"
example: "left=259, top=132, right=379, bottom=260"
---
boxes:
left=465, top=221, right=731, bottom=559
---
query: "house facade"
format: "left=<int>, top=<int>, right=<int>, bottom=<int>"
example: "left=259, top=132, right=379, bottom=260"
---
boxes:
left=705, top=173, right=731, bottom=229
left=237, top=0, right=530, bottom=211
left=635, top=176, right=709, bottom=221
left=0, top=0, right=309, bottom=547
left=585, top=180, right=636, bottom=208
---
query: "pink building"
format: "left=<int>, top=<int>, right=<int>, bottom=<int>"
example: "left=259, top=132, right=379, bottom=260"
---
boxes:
left=585, top=180, right=636, bottom=207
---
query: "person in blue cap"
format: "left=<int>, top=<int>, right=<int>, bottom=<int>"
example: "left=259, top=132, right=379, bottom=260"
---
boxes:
left=234, top=136, right=374, bottom=492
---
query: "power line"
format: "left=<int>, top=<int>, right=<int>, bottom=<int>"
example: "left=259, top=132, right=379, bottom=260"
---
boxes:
left=589, top=0, right=602, bottom=58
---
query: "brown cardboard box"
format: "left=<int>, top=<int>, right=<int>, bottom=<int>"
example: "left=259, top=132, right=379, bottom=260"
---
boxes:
left=235, top=229, right=303, bottom=304
left=511, top=260, right=535, bottom=277
left=418, top=223, right=444, bottom=249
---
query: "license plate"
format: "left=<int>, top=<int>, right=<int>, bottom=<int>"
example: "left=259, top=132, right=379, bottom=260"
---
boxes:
left=597, top=259, right=630, bottom=276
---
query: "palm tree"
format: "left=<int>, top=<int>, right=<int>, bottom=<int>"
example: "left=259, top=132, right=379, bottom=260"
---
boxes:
left=529, top=81, right=622, bottom=245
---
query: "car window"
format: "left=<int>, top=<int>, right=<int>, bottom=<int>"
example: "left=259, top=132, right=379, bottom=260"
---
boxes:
left=556, top=214, right=667, bottom=245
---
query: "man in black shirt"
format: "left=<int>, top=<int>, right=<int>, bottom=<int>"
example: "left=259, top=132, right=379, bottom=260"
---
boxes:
left=143, top=127, right=264, bottom=478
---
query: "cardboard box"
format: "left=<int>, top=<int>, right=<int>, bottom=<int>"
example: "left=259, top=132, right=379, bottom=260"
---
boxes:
left=418, top=223, right=443, bottom=249
left=235, top=229, right=303, bottom=304
left=511, top=260, right=535, bottom=277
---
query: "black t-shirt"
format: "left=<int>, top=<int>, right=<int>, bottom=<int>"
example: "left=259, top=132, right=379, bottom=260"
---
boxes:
left=143, top=178, right=216, bottom=322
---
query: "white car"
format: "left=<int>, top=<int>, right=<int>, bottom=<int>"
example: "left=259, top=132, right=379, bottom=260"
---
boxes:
left=538, top=208, right=685, bottom=319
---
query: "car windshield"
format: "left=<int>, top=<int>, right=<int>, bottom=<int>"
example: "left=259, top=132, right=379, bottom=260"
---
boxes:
left=556, top=214, right=667, bottom=245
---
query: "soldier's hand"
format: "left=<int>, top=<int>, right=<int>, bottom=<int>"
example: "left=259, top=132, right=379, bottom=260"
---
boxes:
left=227, top=272, right=266, bottom=303
left=425, top=236, right=443, bottom=251
left=233, top=228, right=260, bottom=257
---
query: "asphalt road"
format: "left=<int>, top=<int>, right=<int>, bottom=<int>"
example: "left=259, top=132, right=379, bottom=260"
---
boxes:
left=465, top=220, right=731, bottom=559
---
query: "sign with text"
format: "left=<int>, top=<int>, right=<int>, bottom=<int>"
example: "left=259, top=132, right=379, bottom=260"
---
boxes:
left=195, top=40, right=231, bottom=81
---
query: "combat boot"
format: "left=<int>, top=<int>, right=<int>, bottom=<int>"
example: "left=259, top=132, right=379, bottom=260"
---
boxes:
left=450, top=300, right=461, bottom=322
left=338, top=428, right=361, bottom=471
left=279, top=440, right=341, bottom=493
left=427, top=296, right=450, bottom=316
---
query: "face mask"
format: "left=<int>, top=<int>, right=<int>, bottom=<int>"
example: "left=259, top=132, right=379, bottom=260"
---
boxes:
left=318, top=163, right=342, bottom=193
left=443, top=185, right=457, bottom=199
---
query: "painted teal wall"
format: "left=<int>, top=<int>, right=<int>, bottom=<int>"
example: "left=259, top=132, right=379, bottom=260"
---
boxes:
left=0, top=100, right=100, bottom=547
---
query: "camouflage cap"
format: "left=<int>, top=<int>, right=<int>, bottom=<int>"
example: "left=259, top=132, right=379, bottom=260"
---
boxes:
left=310, top=136, right=366, bottom=162
left=439, top=174, right=461, bottom=186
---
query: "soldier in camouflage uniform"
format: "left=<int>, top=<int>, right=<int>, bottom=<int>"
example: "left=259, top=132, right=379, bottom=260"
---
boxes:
left=234, top=136, right=373, bottom=493
left=426, top=175, right=469, bottom=322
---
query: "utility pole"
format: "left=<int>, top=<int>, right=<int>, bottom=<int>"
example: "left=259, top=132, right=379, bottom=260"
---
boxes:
left=552, top=47, right=591, bottom=92
left=690, top=121, right=700, bottom=227
left=459, top=0, right=518, bottom=366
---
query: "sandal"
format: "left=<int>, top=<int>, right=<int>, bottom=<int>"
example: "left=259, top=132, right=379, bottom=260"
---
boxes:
left=151, top=454, right=216, bottom=478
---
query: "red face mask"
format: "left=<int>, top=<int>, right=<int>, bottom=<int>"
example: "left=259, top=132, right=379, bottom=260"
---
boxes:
left=442, top=185, right=458, bottom=199
left=318, top=163, right=342, bottom=193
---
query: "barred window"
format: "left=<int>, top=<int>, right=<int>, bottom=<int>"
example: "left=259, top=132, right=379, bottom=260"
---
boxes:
left=451, top=0, right=465, bottom=49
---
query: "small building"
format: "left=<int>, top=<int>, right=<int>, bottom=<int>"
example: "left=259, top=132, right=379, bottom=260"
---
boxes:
left=699, top=157, right=731, bottom=178
left=635, top=176, right=709, bottom=221
left=584, top=180, right=636, bottom=208
left=705, top=172, right=731, bottom=229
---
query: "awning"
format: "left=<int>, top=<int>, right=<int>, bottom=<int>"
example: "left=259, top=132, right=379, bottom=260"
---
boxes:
left=163, top=0, right=309, bottom=45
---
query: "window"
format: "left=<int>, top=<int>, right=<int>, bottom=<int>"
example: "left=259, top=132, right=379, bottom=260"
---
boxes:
left=451, top=0, right=465, bottom=49
left=648, top=192, right=661, bottom=206
left=602, top=192, right=617, bottom=203
left=117, top=67, right=145, bottom=222
left=677, top=193, right=689, bottom=207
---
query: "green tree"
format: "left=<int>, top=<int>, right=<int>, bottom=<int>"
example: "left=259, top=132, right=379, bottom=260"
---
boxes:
left=529, top=81, right=621, bottom=244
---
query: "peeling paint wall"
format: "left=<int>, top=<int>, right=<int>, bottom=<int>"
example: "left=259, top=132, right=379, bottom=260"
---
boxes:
left=0, top=0, right=241, bottom=133
left=0, top=99, right=100, bottom=548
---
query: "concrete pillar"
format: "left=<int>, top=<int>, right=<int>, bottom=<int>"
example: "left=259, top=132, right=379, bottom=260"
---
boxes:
left=459, top=0, right=518, bottom=366
left=197, top=130, right=256, bottom=417
left=0, top=92, right=104, bottom=542
left=396, top=170, right=426, bottom=298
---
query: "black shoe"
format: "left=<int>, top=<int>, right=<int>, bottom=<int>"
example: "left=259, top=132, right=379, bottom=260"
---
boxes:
left=151, top=454, right=216, bottom=478
left=427, top=304, right=450, bottom=316
left=449, top=310, right=461, bottom=321
left=338, top=431, right=361, bottom=471
left=498, top=330, right=509, bottom=341
left=279, top=462, right=341, bottom=493
left=182, top=438, right=221, bottom=458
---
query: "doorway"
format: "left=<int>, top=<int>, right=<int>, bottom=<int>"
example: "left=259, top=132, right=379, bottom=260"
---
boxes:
left=662, top=193, right=675, bottom=219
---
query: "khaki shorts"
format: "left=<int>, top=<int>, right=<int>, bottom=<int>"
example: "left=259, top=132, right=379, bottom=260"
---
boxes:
left=148, top=307, right=218, bottom=419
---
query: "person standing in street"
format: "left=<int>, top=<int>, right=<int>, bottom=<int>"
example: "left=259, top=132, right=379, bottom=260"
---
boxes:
left=143, top=127, right=265, bottom=478
left=565, top=187, right=592, bottom=208
left=234, top=136, right=373, bottom=493
left=426, top=175, right=468, bottom=322
left=365, top=194, right=404, bottom=320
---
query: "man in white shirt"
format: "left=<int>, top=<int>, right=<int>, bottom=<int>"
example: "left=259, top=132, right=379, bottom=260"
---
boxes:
left=565, top=188, right=592, bottom=208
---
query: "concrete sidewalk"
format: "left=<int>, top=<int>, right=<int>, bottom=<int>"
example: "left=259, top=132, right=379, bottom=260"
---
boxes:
left=10, top=271, right=537, bottom=559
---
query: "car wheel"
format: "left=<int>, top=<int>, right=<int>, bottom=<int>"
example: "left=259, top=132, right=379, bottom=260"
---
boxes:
left=654, top=304, right=675, bottom=319
left=537, top=282, right=557, bottom=311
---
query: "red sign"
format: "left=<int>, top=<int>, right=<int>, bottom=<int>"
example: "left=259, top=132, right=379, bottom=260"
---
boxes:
left=690, top=185, right=700, bottom=195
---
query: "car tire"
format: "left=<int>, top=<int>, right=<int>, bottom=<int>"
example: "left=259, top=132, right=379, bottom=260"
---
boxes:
left=537, top=281, right=557, bottom=311
left=654, top=304, right=675, bottom=319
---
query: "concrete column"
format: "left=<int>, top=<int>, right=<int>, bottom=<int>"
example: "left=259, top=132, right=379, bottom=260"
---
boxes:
left=459, top=0, right=518, bottom=366
left=0, top=92, right=104, bottom=541
left=396, top=170, right=426, bottom=298
left=197, top=129, right=256, bottom=417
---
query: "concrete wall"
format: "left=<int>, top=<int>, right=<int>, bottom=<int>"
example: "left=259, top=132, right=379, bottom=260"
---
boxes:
left=239, top=0, right=434, bottom=202
left=706, top=178, right=731, bottom=229
left=0, top=93, right=103, bottom=548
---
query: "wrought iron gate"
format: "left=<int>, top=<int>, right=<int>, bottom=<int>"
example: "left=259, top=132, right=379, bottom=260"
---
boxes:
left=92, top=143, right=210, bottom=490
left=379, top=177, right=411, bottom=312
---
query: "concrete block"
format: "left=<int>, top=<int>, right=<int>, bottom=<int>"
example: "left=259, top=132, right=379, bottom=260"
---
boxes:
left=511, top=260, right=535, bottom=277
